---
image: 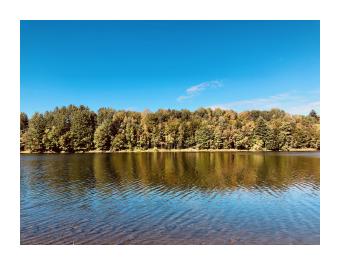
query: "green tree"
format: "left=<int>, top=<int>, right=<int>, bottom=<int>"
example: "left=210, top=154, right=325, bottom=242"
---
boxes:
left=97, top=108, right=115, bottom=125
left=124, top=116, right=138, bottom=150
left=254, top=116, right=270, bottom=149
left=94, top=119, right=114, bottom=151
left=292, top=124, right=309, bottom=149
left=111, top=133, right=126, bottom=151
left=164, top=119, right=179, bottom=149
left=177, top=124, right=186, bottom=149
left=266, top=120, right=286, bottom=151
left=26, top=113, right=46, bottom=152
left=235, top=122, right=254, bottom=150
left=195, top=122, right=213, bottom=149
left=42, top=126, right=60, bottom=152
left=69, top=106, right=96, bottom=151
left=213, top=126, right=224, bottom=149
left=59, top=131, right=73, bottom=152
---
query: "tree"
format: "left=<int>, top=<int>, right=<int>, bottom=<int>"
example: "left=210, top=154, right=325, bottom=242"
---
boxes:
left=292, top=124, right=309, bottom=149
left=42, top=106, right=74, bottom=152
left=124, top=116, right=138, bottom=150
left=309, top=109, right=318, bottom=119
left=26, top=113, right=46, bottom=152
left=69, top=106, right=96, bottom=151
left=195, top=122, right=213, bottom=149
left=42, top=126, right=60, bottom=152
left=164, top=119, right=179, bottom=149
left=254, top=116, right=270, bottom=149
left=177, top=124, right=186, bottom=149
left=20, top=112, right=29, bottom=151
left=266, top=120, right=286, bottom=151
left=137, top=129, right=150, bottom=150
left=20, top=105, right=320, bottom=152
left=94, top=119, right=114, bottom=151
left=59, top=131, right=73, bottom=152
left=97, top=108, right=115, bottom=125
left=20, top=131, right=28, bottom=151
left=235, top=122, right=254, bottom=150
left=213, top=126, right=223, bottom=149
left=20, top=112, right=29, bottom=132
left=111, top=133, right=126, bottom=151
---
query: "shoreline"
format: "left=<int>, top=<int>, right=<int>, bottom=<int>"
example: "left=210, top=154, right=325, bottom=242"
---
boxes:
left=20, top=148, right=319, bottom=154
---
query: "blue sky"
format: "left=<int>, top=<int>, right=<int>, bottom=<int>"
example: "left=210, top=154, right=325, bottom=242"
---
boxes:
left=20, top=20, right=320, bottom=116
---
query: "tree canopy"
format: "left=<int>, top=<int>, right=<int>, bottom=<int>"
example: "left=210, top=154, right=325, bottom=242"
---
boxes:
left=20, top=105, right=320, bottom=152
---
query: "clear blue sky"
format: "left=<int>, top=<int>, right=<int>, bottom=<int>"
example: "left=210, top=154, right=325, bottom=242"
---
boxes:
left=21, top=20, right=320, bottom=116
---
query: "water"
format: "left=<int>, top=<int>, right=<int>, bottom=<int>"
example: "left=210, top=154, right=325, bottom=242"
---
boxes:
left=20, top=152, right=320, bottom=244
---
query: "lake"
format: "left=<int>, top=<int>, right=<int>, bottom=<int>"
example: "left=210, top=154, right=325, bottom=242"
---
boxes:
left=20, top=152, right=320, bottom=244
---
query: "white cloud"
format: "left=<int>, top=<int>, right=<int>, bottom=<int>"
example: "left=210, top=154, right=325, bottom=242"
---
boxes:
left=210, top=91, right=320, bottom=115
left=177, top=80, right=223, bottom=101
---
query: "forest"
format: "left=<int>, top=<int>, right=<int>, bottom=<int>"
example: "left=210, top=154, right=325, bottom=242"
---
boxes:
left=20, top=105, right=320, bottom=153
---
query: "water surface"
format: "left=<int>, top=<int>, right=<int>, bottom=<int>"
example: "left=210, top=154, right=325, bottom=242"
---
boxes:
left=20, top=152, right=320, bottom=244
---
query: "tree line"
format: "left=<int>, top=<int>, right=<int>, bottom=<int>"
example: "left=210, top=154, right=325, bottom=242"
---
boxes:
left=20, top=105, right=320, bottom=153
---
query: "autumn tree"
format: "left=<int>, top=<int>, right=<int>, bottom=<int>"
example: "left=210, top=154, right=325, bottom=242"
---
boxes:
left=20, top=106, right=320, bottom=152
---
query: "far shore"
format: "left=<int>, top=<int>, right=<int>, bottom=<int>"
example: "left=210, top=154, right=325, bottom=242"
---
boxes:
left=20, top=148, right=319, bottom=154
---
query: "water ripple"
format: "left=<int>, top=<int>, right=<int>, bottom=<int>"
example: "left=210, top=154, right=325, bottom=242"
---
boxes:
left=21, top=152, right=320, bottom=244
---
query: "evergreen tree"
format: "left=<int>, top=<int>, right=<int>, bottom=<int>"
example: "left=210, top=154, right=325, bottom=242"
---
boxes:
left=94, top=119, right=114, bottom=150
left=69, top=106, right=96, bottom=151
left=254, top=116, right=270, bottom=149
left=26, top=113, right=46, bottom=152
left=309, top=109, right=318, bottom=119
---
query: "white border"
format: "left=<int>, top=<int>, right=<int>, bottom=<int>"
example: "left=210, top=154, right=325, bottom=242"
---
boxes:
left=1, top=0, right=340, bottom=264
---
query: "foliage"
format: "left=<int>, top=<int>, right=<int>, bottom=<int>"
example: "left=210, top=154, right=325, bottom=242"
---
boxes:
left=254, top=116, right=269, bottom=149
left=69, top=105, right=96, bottom=151
left=20, top=106, right=320, bottom=152
left=94, top=119, right=114, bottom=151
left=111, top=133, right=126, bottom=151
left=25, top=113, right=46, bottom=152
left=20, top=112, right=29, bottom=132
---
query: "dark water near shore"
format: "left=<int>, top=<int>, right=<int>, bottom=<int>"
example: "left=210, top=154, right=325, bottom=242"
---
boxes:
left=20, top=152, right=320, bottom=244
